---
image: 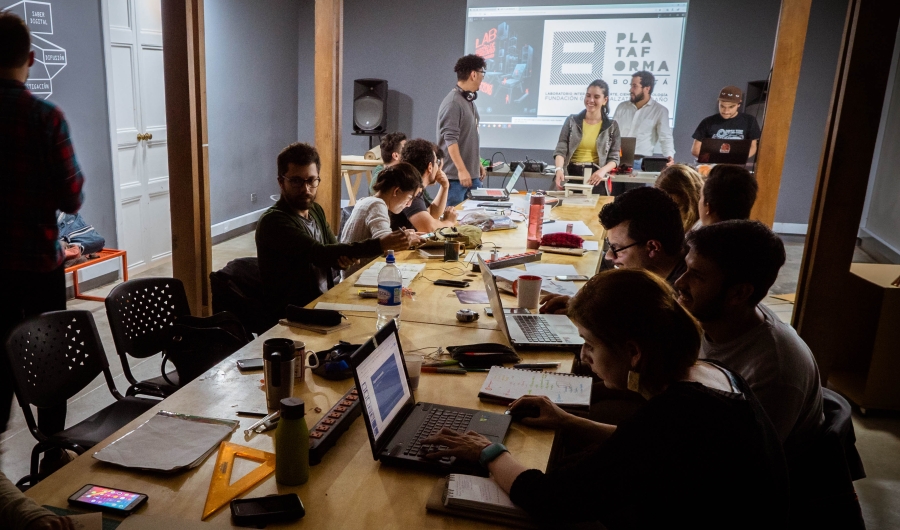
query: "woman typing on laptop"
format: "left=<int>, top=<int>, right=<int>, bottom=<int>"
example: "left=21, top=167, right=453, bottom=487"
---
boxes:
left=552, top=79, right=620, bottom=192
left=423, top=269, right=790, bottom=529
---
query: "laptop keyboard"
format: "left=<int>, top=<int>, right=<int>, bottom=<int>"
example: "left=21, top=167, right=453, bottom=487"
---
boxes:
left=512, top=315, right=564, bottom=343
left=404, top=409, right=473, bottom=457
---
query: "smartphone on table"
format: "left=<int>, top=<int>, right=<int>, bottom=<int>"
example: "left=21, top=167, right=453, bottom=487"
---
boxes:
left=68, top=484, right=148, bottom=515
left=236, top=358, right=264, bottom=371
left=555, top=275, right=589, bottom=281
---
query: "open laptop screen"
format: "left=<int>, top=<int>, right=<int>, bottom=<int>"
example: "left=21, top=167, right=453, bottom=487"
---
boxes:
left=355, top=331, right=411, bottom=443
left=504, top=165, right=524, bottom=193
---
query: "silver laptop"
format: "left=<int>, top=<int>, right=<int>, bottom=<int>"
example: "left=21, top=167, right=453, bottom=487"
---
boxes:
left=470, top=165, right=524, bottom=201
left=477, top=255, right=584, bottom=349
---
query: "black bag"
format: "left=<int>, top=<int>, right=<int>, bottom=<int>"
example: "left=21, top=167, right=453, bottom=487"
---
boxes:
left=447, top=343, right=520, bottom=368
left=307, top=341, right=361, bottom=381
left=162, top=312, right=251, bottom=386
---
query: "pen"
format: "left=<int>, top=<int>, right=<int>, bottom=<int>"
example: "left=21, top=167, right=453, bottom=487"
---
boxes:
left=515, top=362, right=561, bottom=369
left=244, top=411, right=280, bottom=436
left=421, top=367, right=467, bottom=375
left=423, top=360, right=460, bottom=367
left=237, top=411, right=268, bottom=417
left=542, top=219, right=555, bottom=224
left=463, top=367, right=491, bottom=372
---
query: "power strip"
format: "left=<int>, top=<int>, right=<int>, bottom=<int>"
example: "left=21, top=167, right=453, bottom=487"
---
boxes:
left=472, top=251, right=542, bottom=271
left=309, top=386, right=362, bottom=465
left=510, top=161, right=547, bottom=173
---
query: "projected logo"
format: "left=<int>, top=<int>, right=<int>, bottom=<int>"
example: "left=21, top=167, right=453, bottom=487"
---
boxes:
left=549, top=31, right=605, bottom=86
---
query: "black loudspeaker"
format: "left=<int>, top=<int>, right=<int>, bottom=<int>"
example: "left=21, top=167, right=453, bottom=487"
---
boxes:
left=353, top=79, right=388, bottom=134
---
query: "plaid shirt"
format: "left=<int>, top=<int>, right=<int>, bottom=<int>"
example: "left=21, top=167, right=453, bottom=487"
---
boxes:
left=0, top=79, right=84, bottom=272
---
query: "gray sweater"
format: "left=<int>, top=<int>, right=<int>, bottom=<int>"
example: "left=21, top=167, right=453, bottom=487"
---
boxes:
left=436, top=87, right=481, bottom=181
left=554, top=110, right=621, bottom=170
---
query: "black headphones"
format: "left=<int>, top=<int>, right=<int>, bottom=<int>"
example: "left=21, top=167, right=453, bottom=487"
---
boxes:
left=456, top=85, right=477, bottom=102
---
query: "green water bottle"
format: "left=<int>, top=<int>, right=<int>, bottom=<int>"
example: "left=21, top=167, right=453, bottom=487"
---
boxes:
left=275, top=397, right=309, bottom=485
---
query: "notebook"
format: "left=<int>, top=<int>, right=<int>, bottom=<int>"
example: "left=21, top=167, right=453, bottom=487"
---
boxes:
left=477, top=366, right=592, bottom=411
left=350, top=319, right=511, bottom=475
left=444, top=474, right=529, bottom=519
left=426, top=476, right=538, bottom=529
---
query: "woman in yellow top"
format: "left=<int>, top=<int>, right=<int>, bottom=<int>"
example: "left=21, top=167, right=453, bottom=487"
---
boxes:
left=553, top=79, right=621, bottom=192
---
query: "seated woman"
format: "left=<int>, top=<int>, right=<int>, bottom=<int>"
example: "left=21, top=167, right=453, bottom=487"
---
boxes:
left=340, top=162, right=421, bottom=276
left=553, top=79, right=620, bottom=194
left=655, top=164, right=704, bottom=232
left=424, top=269, right=790, bottom=529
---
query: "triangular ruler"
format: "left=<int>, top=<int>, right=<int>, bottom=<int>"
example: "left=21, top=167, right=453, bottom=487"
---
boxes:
left=202, top=441, right=276, bottom=520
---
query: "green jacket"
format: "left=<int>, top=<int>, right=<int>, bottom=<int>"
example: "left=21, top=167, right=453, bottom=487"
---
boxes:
left=255, top=198, right=382, bottom=316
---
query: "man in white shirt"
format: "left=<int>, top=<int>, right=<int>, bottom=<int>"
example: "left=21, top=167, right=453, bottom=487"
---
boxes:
left=613, top=70, right=675, bottom=164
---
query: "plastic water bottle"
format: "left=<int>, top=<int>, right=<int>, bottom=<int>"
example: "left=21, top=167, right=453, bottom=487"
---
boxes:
left=376, top=250, right=402, bottom=330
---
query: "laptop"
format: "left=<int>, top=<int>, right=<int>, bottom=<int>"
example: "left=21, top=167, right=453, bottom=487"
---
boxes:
left=619, top=137, right=636, bottom=169
left=470, top=164, right=524, bottom=201
left=478, top=255, right=584, bottom=349
left=349, top=319, right=511, bottom=476
left=698, top=138, right=752, bottom=164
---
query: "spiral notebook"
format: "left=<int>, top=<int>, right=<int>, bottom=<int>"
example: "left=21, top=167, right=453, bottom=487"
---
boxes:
left=477, top=366, right=592, bottom=411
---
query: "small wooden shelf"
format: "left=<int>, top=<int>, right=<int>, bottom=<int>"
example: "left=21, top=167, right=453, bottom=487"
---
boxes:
left=65, top=248, right=128, bottom=302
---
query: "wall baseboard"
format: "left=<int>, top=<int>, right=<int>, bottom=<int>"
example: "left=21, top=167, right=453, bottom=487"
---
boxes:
left=773, top=222, right=808, bottom=235
left=66, top=270, right=119, bottom=300
left=211, top=207, right=269, bottom=245
left=858, top=228, right=900, bottom=264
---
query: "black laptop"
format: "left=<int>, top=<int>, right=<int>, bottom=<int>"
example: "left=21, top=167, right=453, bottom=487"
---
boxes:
left=349, top=320, right=511, bottom=475
left=698, top=138, right=752, bottom=164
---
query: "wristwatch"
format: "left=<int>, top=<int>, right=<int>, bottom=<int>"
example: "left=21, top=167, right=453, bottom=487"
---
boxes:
left=478, top=443, right=509, bottom=468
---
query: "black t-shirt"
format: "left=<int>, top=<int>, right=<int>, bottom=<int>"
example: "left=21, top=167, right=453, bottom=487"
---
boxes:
left=692, top=112, right=761, bottom=141
left=509, top=379, right=790, bottom=529
left=390, top=189, right=433, bottom=231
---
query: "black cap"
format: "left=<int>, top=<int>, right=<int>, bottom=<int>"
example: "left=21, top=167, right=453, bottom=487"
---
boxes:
left=280, top=397, right=305, bottom=419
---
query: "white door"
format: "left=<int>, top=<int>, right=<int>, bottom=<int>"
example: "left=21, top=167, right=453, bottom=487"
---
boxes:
left=107, top=0, right=171, bottom=272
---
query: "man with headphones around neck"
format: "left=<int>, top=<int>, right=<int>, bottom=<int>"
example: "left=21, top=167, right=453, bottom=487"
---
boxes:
left=437, top=54, right=487, bottom=206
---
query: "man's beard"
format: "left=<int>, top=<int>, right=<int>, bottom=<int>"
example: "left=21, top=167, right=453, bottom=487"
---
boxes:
left=630, top=92, right=645, bottom=105
left=284, top=191, right=314, bottom=212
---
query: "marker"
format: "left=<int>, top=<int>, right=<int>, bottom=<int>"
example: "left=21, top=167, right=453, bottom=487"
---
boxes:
left=514, top=362, right=561, bottom=370
left=423, top=360, right=460, bottom=367
left=421, top=367, right=467, bottom=375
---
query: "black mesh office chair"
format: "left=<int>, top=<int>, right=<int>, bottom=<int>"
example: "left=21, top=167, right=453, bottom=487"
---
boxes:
left=5, top=310, right=157, bottom=487
left=105, top=278, right=192, bottom=398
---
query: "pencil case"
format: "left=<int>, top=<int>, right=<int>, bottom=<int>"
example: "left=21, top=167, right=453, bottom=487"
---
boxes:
left=447, top=343, right=520, bottom=368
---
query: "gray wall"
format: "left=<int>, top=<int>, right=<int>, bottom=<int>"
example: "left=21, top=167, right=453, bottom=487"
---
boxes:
left=777, top=0, right=849, bottom=224
left=205, top=0, right=301, bottom=224
left=329, top=0, right=848, bottom=224
left=26, top=0, right=117, bottom=246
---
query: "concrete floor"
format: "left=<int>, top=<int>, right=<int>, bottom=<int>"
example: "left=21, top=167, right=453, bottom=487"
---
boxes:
left=1, top=232, right=898, bottom=528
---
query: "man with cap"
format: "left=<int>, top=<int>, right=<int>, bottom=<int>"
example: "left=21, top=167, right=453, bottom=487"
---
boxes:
left=690, top=86, right=761, bottom=158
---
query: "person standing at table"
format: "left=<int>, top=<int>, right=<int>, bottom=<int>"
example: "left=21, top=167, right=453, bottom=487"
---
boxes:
left=0, top=12, right=84, bottom=474
left=437, top=54, right=486, bottom=206
left=553, top=79, right=621, bottom=193
left=613, top=70, right=675, bottom=167
left=690, top=86, right=761, bottom=159
left=256, top=143, right=415, bottom=318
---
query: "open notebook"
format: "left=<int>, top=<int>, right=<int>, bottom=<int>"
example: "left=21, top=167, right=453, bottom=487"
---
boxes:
left=477, top=366, right=592, bottom=411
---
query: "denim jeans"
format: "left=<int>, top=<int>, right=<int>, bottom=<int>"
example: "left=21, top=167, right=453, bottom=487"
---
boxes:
left=447, top=178, right=482, bottom=206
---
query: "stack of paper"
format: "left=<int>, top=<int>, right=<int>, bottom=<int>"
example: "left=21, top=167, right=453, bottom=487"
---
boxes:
left=93, top=411, right=238, bottom=472
left=355, top=261, right=425, bottom=288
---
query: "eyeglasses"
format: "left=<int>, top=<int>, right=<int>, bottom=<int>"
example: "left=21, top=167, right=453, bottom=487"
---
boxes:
left=477, top=70, right=486, bottom=75
left=605, top=238, right=645, bottom=259
left=281, top=176, right=321, bottom=189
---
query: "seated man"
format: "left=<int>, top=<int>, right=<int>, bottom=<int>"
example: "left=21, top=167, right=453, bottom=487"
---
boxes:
left=698, top=164, right=758, bottom=225
left=256, top=142, right=414, bottom=317
left=390, top=138, right=458, bottom=232
left=541, top=187, right=685, bottom=315
left=674, top=220, right=823, bottom=448
left=691, top=85, right=761, bottom=159
left=368, top=131, right=406, bottom=194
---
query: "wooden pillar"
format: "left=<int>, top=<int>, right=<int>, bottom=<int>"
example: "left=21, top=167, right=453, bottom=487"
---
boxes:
left=161, top=0, right=213, bottom=316
left=315, top=0, right=343, bottom=229
left=793, top=0, right=900, bottom=380
left=750, top=0, right=812, bottom=226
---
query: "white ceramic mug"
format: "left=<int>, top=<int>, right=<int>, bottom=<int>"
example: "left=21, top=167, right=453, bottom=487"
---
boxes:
left=513, top=275, right=543, bottom=309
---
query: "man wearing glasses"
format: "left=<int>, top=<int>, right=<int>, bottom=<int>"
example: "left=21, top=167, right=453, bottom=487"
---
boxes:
left=437, top=54, right=487, bottom=206
left=256, top=143, right=415, bottom=317
left=540, top=187, right=685, bottom=315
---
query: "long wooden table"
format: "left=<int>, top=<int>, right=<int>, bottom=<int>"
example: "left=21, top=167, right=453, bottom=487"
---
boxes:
left=310, top=195, right=612, bottom=330
left=25, top=196, right=609, bottom=527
